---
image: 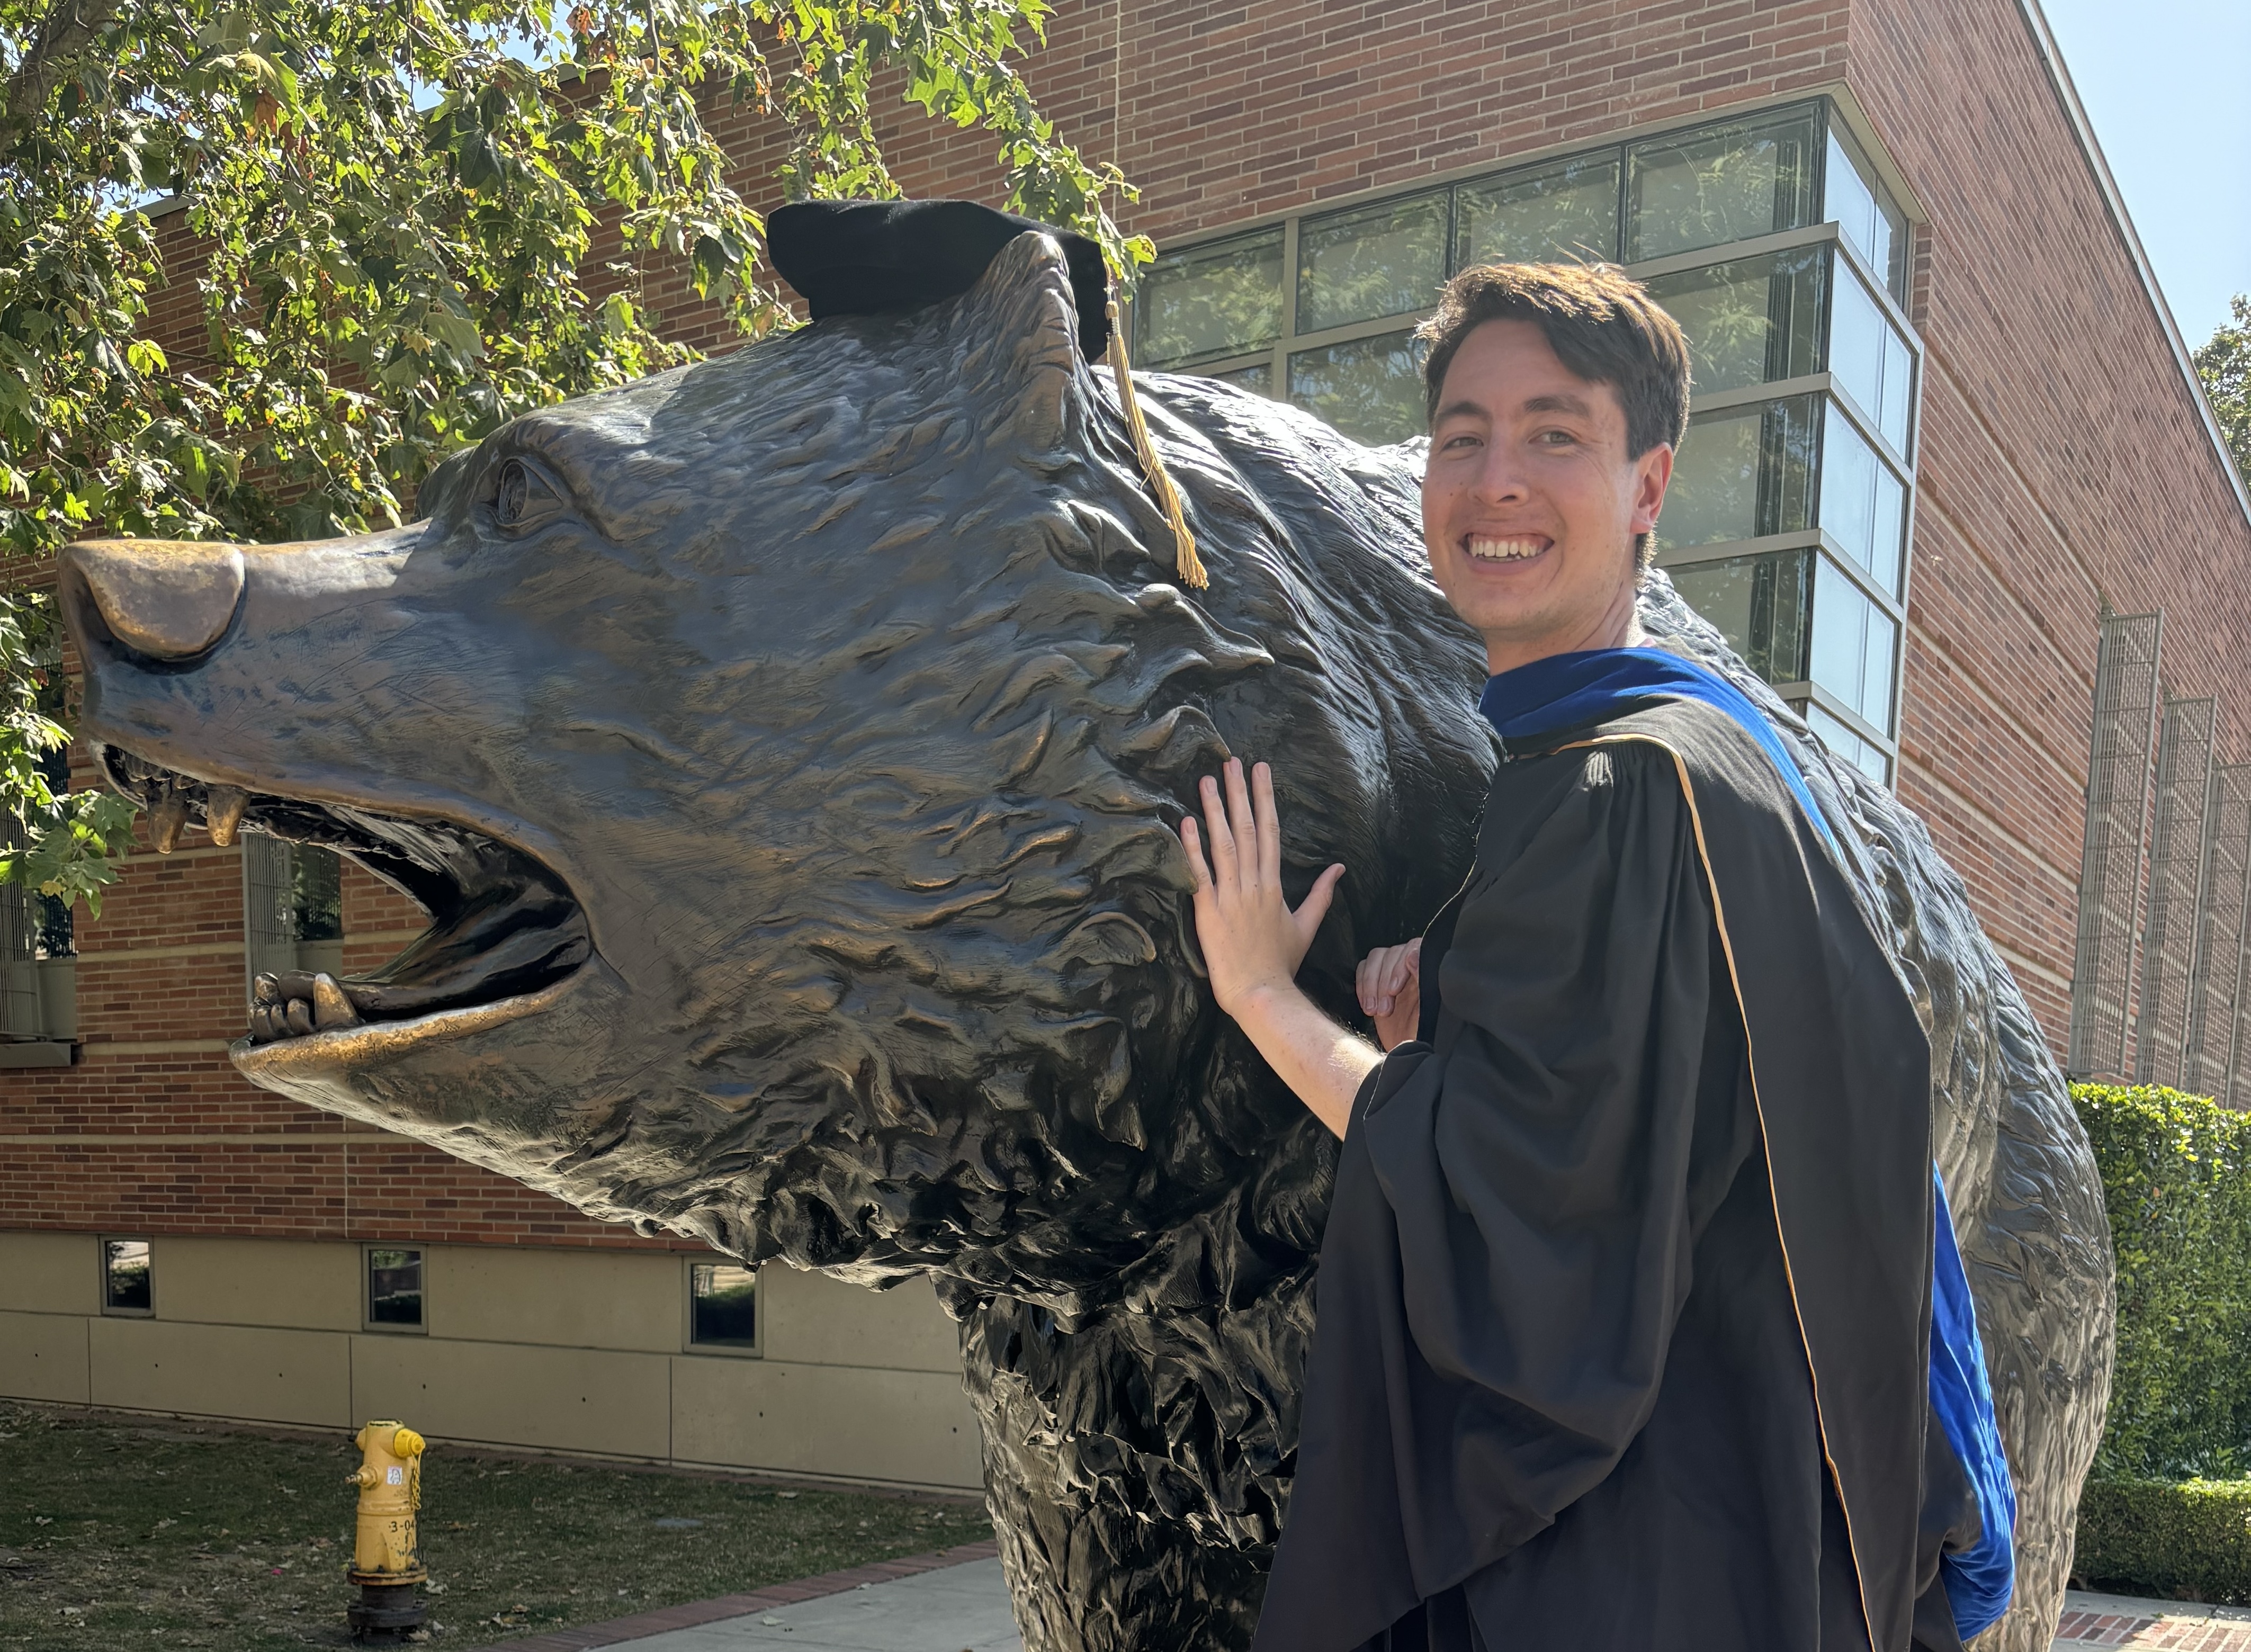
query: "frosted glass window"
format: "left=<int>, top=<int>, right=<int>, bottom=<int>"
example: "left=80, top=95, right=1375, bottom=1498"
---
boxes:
left=1658, top=395, right=1818, bottom=550
left=1820, top=401, right=1907, bottom=597
left=1806, top=700, right=1892, bottom=785
left=1288, top=331, right=1424, bottom=445
left=1670, top=548, right=1813, bottom=686
left=1136, top=231, right=1284, bottom=369
left=1827, top=263, right=1915, bottom=455
left=1810, top=554, right=1898, bottom=733
left=1643, top=247, right=1824, bottom=394
left=1825, top=128, right=1908, bottom=300
left=1454, top=154, right=1622, bottom=268
left=1626, top=107, right=1820, bottom=262
left=1297, top=192, right=1450, bottom=335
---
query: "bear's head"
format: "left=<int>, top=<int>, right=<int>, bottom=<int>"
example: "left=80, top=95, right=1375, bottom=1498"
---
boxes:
left=61, top=233, right=1495, bottom=1315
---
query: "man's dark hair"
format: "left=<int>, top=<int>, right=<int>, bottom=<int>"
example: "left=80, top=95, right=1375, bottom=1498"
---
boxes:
left=1416, top=263, right=1692, bottom=567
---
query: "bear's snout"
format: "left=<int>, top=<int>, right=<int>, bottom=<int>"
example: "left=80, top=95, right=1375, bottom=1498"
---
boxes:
left=65, top=538, right=246, bottom=661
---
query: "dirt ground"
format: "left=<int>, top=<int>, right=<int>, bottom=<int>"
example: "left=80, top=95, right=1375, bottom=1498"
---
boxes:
left=0, top=1401, right=992, bottom=1649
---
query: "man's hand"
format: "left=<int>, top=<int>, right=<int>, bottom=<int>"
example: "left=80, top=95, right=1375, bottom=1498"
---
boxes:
left=1178, top=758, right=1345, bottom=1017
left=1357, top=938, right=1422, bottom=1051
left=1178, top=758, right=1376, bottom=1138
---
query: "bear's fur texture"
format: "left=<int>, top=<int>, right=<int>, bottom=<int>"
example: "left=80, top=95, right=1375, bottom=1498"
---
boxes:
left=63, top=233, right=2111, bottom=1651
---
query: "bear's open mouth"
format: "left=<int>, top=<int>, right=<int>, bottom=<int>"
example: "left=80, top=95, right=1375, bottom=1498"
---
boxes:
left=105, top=749, right=590, bottom=1044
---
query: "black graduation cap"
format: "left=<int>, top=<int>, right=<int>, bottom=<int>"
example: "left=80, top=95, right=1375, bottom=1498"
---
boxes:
left=766, top=199, right=1114, bottom=361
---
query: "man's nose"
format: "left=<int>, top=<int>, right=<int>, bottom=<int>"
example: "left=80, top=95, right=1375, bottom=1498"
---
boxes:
left=63, top=539, right=248, bottom=660
left=1468, top=453, right=1531, bottom=506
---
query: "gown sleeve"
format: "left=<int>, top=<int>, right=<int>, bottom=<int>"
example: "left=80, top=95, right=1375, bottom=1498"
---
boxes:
left=1253, top=743, right=1760, bottom=1652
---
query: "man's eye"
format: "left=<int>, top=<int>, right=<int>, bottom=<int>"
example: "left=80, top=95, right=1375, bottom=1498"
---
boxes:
left=491, top=457, right=567, bottom=532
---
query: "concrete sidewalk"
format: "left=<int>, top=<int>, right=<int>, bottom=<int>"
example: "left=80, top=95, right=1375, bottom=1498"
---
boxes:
left=494, top=1551, right=2251, bottom=1652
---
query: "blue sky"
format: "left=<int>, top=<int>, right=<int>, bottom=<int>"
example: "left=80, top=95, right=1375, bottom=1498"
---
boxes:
left=2041, top=0, right=2250, bottom=348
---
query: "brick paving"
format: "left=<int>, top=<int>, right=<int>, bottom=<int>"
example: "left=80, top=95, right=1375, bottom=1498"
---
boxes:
left=2055, top=1599, right=2251, bottom=1650
left=478, top=1540, right=1002, bottom=1652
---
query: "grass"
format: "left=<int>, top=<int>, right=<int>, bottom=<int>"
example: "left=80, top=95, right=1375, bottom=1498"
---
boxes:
left=0, top=1401, right=992, bottom=1649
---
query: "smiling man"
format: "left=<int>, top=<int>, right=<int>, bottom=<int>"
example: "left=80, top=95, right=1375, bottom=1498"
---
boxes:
left=1178, top=265, right=2015, bottom=1651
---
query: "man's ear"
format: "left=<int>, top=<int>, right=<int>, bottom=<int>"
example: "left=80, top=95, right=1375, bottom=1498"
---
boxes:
left=1630, top=442, right=1675, bottom=537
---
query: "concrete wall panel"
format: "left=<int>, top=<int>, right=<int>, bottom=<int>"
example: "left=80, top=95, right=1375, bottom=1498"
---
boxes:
left=0, top=1231, right=98, bottom=1315
left=0, top=1310, right=89, bottom=1404
left=758, top=1267, right=960, bottom=1375
left=86, top=1317, right=351, bottom=1427
left=351, top=1335, right=671, bottom=1459
left=156, top=1237, right=361, bottom=1332
left=425, top=1246, right=680, bottom=1352
left=671, top=1355, right=981, bottom=1489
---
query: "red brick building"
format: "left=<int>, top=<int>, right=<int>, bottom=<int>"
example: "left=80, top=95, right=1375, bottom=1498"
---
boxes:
left=4, top=0, right=2244, bottom=1463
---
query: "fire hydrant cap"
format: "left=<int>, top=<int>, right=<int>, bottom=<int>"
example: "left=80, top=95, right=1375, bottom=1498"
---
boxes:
left=391, top=1427, right=425, bottom=1459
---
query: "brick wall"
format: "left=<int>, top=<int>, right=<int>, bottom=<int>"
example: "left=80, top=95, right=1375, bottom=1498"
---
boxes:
left=20, top=0, right=2244, bottom=1249
left=1848, top=0, right=2251, bottom=1050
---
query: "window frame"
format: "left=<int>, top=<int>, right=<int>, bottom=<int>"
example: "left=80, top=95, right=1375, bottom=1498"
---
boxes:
left=681, top=1256, right=761, bottom=1359
left=361, top=1242, right=428, bottom=1335
left=99, top=1234, right=155, bottom=1317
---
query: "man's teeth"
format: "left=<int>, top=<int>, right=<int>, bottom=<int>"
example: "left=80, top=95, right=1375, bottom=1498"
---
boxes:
left=250, top=970, right=365, bottom=1043
left=1467, top=535, right=1547, bottom=562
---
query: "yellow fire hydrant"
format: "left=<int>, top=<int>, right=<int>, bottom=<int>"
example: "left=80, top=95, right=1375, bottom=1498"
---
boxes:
left=345, top=1421, right=428, bottom=1643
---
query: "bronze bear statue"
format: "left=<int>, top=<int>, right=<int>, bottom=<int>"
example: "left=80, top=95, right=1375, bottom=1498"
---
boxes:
left=61, top=231, right=2111, bottom=1651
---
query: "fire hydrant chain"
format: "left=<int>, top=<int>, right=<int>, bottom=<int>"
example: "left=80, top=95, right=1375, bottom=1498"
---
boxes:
left=346, top=1420, right=429, bottom=1643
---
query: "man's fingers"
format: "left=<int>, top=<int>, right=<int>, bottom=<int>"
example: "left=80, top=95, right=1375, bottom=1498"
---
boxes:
left=1199, top=775, right=1240, bottom=886
left=1294, top=862, right=1346, bottom=947
left=1252, top=761, right=1282, bottom=888
left=1179, top=816, right=1213, bottom=892
left=1221, top=759, right=1260, bottom=885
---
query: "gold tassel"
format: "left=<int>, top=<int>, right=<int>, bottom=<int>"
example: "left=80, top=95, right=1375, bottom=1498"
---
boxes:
left=1105, top=292, right=1208, bottom=591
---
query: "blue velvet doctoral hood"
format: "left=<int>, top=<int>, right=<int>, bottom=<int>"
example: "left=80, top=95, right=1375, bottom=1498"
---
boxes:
left=1476, top=645, right=2018, bottom=1640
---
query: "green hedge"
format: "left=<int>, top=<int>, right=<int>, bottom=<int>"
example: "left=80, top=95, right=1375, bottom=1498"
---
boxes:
left=2073, top=1084, right=2251, bottom=1480
left=2075, top=1478, right=2251, bottom=1603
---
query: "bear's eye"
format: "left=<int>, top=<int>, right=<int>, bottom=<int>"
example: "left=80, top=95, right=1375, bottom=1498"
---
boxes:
left=490, top=456, right=567, bottom=534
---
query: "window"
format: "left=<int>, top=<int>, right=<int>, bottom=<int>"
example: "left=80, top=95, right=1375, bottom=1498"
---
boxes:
left=1134, top=97, right=1922, bottom=783
left=1624, top=106, right=1820, bottom=263
left=686, top=1261, right=758, bottom=1353
left=243, top=838, right=345, bottom=1009
left=1670, top=549, right=1813, bottom=686
left=1642, top=246, right=1824, bottom=396
left=1133, top=229, right=1284, bottom=371
left=1454, top=152, right=1620, bottom=270
left=1287, top=332, right=1425, bottom=446
left=365, top=1246, right=425, bottom=1331
left=1825, top=123, right=1909, bottom=301
left=103, top=1237, right=153, bottom=1314
left=0, top=657, right=77, bottom=1059
left=1297, top=192, right=1450, bottom=335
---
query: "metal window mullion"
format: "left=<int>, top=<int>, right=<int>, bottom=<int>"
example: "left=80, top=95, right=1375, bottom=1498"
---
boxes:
left=2068, top=610, right=2163, bottom=1079
left=2136, top=697, right=2217, bottom=1085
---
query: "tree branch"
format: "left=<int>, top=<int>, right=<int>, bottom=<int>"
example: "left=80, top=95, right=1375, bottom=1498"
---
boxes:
left=0, top=0, right=130, bottom=163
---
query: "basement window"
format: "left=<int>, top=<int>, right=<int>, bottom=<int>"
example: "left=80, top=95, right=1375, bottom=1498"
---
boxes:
left=365, top=1246, right=425, bottom=1331
left=687, top=1262, right=758, bottom=1354
left=102, top=1237, right=153, bottom=1315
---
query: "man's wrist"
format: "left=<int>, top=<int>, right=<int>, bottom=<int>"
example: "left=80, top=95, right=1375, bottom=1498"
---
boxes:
left=1226, top=980, right=1310, bottom=1031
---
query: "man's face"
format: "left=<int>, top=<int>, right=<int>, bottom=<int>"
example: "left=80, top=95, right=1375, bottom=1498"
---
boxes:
left=1421, top=318, right=1674, bottom=674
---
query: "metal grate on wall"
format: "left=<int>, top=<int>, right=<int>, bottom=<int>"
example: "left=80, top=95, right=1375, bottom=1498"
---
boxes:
left=2068, top=610, right=2163, bottom=1079
left=2135, top=696, right=2218, bottom=1088
left=2187, top=762, right=2251, bottom=1101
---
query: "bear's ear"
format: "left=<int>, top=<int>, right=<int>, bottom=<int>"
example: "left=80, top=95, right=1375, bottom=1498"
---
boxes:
left=952, top=231, right=1092, bottom=449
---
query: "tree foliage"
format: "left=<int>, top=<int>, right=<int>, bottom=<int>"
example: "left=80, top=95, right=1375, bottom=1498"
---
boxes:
left=0, top=0, right=1147, bottom=906
left=2196, top=293, right=2251, bottom=493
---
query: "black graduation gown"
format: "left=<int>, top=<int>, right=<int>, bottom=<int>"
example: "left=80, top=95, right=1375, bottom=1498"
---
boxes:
left=1253, top=699, right=1963, bottom=1652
